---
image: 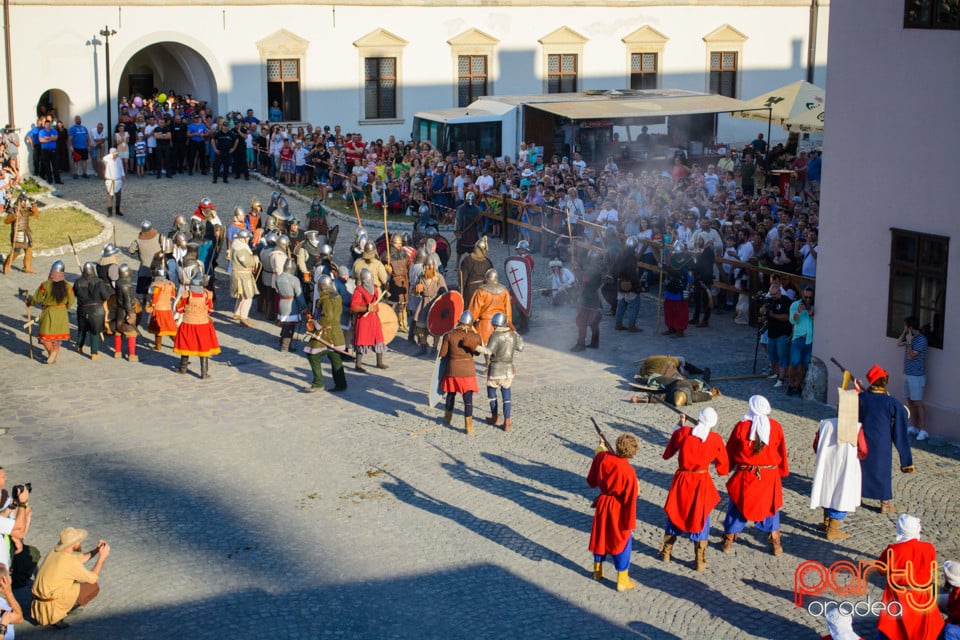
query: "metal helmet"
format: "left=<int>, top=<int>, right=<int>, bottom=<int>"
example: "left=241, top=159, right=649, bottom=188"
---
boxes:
left=141, top=220, right=153, bottom=232
left=491, top=312, right=507, bottom=328
left=360, top=268, right=374, bottom=287
left=402, top=232, right=412, bottom=247
left=288, top=218, right=300, bottom=229
left=391, top=234, right=403, bottom=247
left=483, top=268, right=499, bottom=285
left=624, top=235, right=638, bottom=249
left=317, top=273, right=335, bottom=293
left=319, top=243, right=333, bottom=258
left=355, top=227, right=368, bottom=242
left=414, top=248, right=428, bottom=264
left=283, top=258, right=297, bottom=274
left=82, top=261, right=97, bottom=277
left=153, top=265, right=168, bottom=279
left=189, top=273, right=204, bottom=291
left=424, top=238, right=437, bottom=254
left=311, top=197, right=322, bottom=211
left=458, top=310, right=475, bottom=326
left=305, top=230, right=320, bottom=246
left=50, top=260, right=66, bottom=273
left=237, top=229, right=252, bottom=240
left=270, top=191, right=280, bottom=208
left=516, top=240, right=530, bottom=252
left=173, top=214, right=187, bottom=228
left=264, top=231, right=279, bottom=246
left=425, top=226, right=438, bottom=239
left=101, top=243, right=119, bottom=258
left=276, top=235, right=291, bottom=250
left=199, top=197, right=214, bottom=210
left=476, top=235, right=489, bottom=252
left=190, top=217, right=205, bottom=237
left=363, top=241, right=377, bottom=255
left=274, top=196, right=292, bottom=221
left=173, top=232, right=187, bottom=248
left=234, top=205, right=245, bottom=219
left=418, top=204, right=431, bottom=217
left=118, top=263, right=132, bottom=280
left=264, top=215, right=278, bottom=231
left=465, top=192, right=475, bottom=205
left=250, top=196, right=262, bottom=211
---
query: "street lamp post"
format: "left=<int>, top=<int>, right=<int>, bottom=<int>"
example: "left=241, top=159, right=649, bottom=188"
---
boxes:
left=99, top=25, right=116, bottom=136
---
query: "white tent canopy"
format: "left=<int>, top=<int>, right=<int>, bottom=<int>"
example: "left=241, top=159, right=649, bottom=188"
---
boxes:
left=732, top=80, right=825, bottom=131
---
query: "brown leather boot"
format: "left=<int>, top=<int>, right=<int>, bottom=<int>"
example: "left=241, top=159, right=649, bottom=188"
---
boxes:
left=2, top=251, right=13, bottom=274
left=23, top=248, right=35, bottom=273
left=486, top=413, right=499, bottom=426
left=825, top=518, right=850, bottom=541
left=658, top=534, right=677, bottom=563
left=442, top=410, right=453, bottom=426
left=768, top=531, right=783, bottom=556
left=464, top=416, right=474, bottom=435
left=880, top=500, right=896, bottom=514
left=695, top=541, right=709, bottom=571
left=720, top=533, right=737, bottom=554
left=502, top=418, right=511, bottom=432
left=154, top=336, right=162, bottom=351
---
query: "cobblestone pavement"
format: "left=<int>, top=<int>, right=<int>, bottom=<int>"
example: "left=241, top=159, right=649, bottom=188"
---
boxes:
left=2, top=172, right=958, bottom=639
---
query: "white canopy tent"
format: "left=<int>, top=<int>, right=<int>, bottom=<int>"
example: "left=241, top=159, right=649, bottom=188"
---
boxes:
left=732, top=80, right=825, bottom=131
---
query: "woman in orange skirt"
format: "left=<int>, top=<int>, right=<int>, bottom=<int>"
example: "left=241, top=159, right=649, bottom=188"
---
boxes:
left=173, top=274, right=220, bottom=379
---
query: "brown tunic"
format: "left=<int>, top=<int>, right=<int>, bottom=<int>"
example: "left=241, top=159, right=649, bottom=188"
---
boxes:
left=439, top=327, right=482, bottom=378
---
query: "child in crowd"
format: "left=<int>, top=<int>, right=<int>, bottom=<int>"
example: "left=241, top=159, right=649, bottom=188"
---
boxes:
left=294, top=141, right=308, bottom=187
left=134, top=133, right=146, bottom=177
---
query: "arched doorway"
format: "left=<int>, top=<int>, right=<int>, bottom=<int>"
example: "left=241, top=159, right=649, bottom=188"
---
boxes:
left=37, top=89, right=72, bottom=124
left=118, top=42, right=218, bottom=113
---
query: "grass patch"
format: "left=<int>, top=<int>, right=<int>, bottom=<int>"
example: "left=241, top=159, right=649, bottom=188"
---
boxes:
left=18, top=178, right=47, bottom=195
left=0, top=206, right=103, bottom=251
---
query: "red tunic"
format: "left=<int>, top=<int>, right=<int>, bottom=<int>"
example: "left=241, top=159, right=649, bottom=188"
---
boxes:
left=350, top=285, right=385, bottom=347
left=876, top=540, right=945, bottom=640
left=725, top=418, right=789, bottom=521
left=147, top=281, right=178, bottom=337
left=663, top=427, right=730, bottom=532
left=173, top=291, right=221, bottom=357
left=586, top=451, right=638, bottom=556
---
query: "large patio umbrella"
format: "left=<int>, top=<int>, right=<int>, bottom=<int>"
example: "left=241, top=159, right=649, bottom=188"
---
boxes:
left=732, top=80, right=826, bottom=131
left=785, top=107, right=824, bottom=134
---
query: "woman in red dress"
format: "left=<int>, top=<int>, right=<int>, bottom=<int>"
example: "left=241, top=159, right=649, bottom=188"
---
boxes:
left=173, top=275, right=220, bottom=379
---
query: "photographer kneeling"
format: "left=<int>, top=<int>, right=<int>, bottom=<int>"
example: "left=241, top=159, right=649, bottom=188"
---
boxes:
left=31, top=528, right=110, bottom=629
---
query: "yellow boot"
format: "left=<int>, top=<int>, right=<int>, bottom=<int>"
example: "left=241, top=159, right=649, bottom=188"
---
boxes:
left=825, top=518, right=850, bottom=541
left=616, top=570, right=636, bottom=592
left=464, top=416, right=474, bottom=435
left=592, top=562, right=603, bottom=581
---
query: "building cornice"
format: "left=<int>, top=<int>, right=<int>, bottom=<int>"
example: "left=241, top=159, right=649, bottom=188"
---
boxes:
left=12, top=0, right=827, bottom=7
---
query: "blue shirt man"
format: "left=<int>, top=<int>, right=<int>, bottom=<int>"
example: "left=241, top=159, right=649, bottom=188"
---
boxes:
left=806, top=152, right=822, bottom=182
left=242, top=109, right=260, bottom=126
left=187, top=118, right=207, bottom=142
left=38, top=122, right=57, bottom=150
left=68, top=117, right=89, bottom=149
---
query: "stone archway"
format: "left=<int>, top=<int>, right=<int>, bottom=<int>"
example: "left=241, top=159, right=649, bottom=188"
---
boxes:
left=37, top=89, right=72, bottom=124
left=118, top=42, right=218, bottom=113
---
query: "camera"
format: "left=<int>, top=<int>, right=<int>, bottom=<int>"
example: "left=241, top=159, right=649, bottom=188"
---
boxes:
left=12, top=483, right=32, bottom=501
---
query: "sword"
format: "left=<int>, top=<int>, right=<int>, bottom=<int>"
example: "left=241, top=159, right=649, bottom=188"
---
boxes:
left=67, top=234, right=82, bottom=268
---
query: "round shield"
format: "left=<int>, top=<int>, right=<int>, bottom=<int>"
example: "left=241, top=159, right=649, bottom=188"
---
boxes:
left=377, top=303, right=399, bottom=344
left=666, top=250, right=693, bottom=271
left=427, top=290, right=464, bottom=337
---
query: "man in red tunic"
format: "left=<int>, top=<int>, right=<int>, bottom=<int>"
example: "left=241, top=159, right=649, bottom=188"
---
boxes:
left=587, top=433, right=639, bottom=592
left=438, top=311, right=484, bottom=434
left=349, top=268, right=387, bottom=372
left=721, top=395, right=790, bottom=556
left=875, top=514, right=944, bottom=640
left=660, top=407, right=729, bottom=571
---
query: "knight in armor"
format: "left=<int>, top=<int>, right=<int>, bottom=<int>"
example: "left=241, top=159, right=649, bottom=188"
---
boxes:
left=224, top=207, right=247, bottom=275
left=128, top=220, right=162, bottom=305
left=350, top=227, right=368, bottom=264
left=268, top=194, right=292, bottom=234
left=276, top=258, right=305, bottom=352
left=73, top=261, right=114, bottom=360
left=614, top=237, right=643, bottom=333
left=412, top=259, right=447, bottom=355
left=3, top=192, right=39, bottom=274
left=265, top=234, right=291, bottom=321
left=468, top=268, right=513, bottom=345
left=27, top=260, right=75, bottom=364
left=571, top=250, right=604, bottom=352
left=246, top=196, right=264, bottom=247
left=455, top=192, right=482, bottom=259
left=230, top=228, right=259, bottom=327
left=484, top=312, right=523, bottom=432
left=349, top=268, right=388, bottom=372
left=168, top=214, right=190, bottom=241
left=287, top=219, right=303, bottom=247
left=306, top=197, right=330, bottom=236
left=295, top=230, right=323, bottom=307
left=689, top=239, right=715, bottom=329
left=257, top=231, right=279, bottom=317
left=111, top=264, right=140, bottom=362
left=174, top=273, right=220, bottom=379
left=439, top=311, right=485, bottom=434
left=422, top=234, right=444, bottom=274
left=458, top=235, right=493, bottom=308
left=303, top=274, right=348, bottom=393
left=168, top=233, right=188, bottom=289
left=265, top=191, right=280, bottom=219
left=662, top=257, right=691, bottom=338
left=178, top=243, right=204, bottom=298
left=192, top=197, right=215, bottom=223
left=97, top=243, right=121, bottom=287
left=145, top=265, right=178, bottom=351
left=383, top=234, right=411, bottom=333
left=510, top=240, right=535, bottom=334
left=202, top=206, right=224, bottom=277
left=406, top=248, right=428, bottom=345
left=352, top=241, right=389, bottom=290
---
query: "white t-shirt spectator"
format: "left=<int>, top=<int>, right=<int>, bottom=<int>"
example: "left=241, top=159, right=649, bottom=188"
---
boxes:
left=801, top=244, right=818, bottom=278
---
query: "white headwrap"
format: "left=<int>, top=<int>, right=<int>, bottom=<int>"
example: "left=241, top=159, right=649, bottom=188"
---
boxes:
left=692, top=407, right=718, bottom=442
left=824, top=605, right=859, bottom=640
left=744, top=395, right=771, bottom=445
left=943, top=560, right=960, bottom=588
left=896, top=514, right=921, bottom=542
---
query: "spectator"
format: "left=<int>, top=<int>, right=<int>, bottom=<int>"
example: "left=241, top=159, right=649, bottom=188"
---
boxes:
left=268, top=100, right=283, bottom=122
left=897, top=315, right=928, bottom=437
left=787, top=286, right=815, bottom=396
left=31, top=528, right=110, bottom=629
left=0, top=564, right=24, bottom=637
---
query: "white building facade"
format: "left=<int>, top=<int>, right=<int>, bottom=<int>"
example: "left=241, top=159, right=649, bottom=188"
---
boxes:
left=816, top=0, right=958, bottom=438
left=4, top=0, right=827, bottom=147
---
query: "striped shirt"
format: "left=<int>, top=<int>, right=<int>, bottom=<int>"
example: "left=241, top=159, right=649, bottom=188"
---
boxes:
left=904, top=333, right=927, bottom=376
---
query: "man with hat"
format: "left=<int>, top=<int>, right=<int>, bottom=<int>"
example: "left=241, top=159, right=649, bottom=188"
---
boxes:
left=859, top=364, right=914, bottom=514
left=306, top=197, right=330, bottom=236
left=31, top=527, right=110, bottom=629
left=720, top=395, right=790, bottom=556
left=439, top=311, right=485, bottom=434
left=659, top=407, right=729, bottom=571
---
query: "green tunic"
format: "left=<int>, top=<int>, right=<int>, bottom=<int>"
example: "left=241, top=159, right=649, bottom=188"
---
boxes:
left=304, top=290, right=345, bottom=353
left=30, top=279, right=75, bottom=341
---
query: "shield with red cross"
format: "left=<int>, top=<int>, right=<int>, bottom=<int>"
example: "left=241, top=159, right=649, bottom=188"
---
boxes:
left=504, top=255, right=533, bottom=317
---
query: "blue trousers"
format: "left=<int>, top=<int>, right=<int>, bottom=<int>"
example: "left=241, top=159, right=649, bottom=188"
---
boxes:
left=615, top=294, right=641, bottom=328
left=487, top=385, right=512, bottom=418
left=824, top=508, right=846, bottom=520
left=723, top=502, right=780, bottom=534
left=593, top=536, right=632, bottom=572
left=665, top=515, right=711, bottom=542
